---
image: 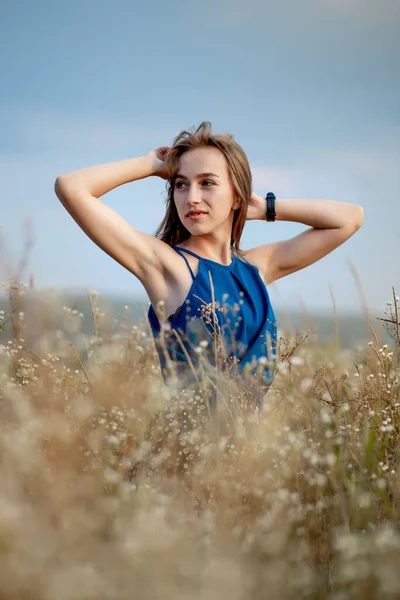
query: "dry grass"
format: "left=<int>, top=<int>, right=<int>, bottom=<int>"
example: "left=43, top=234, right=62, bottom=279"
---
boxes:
left=1, top=257, right=400, bottom=598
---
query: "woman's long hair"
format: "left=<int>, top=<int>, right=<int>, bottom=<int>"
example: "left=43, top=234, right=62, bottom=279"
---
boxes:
left=153, top=121, right=252, bottom=253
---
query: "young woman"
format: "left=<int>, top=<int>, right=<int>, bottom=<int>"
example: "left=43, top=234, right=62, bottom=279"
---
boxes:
left=54, top=122, right=364, bottom=409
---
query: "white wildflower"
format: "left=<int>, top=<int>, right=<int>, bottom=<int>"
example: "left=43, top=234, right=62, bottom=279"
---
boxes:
left=320, top=408, right=333, bottom=424
left=300, top=378, right=313, bottom=393
left=358, top=492, right=371, bottom=508
left=108, top=435, right=120, bottom=446
left=325, top=453, right=336, bottom=466
left=290, top=356, right=304, bottom=366
left=103, top=469, right=122, bottom=485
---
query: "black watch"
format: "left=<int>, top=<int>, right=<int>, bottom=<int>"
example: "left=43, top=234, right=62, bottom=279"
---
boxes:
left=265, top=192, right=276, bottom=221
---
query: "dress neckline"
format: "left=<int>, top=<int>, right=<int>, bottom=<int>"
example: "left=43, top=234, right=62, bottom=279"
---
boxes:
left=173, top=245, right=236, bottom=268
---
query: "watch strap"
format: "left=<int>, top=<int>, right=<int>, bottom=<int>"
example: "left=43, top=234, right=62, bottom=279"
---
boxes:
left=266, top=192, right=276, bottom=221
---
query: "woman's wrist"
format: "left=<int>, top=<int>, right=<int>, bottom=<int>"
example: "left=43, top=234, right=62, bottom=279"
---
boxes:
left=258, top=195, right=280, bottom=221
left=251, top=193, right=268, bottom=221
left=141, top=153, right=160, bottom=178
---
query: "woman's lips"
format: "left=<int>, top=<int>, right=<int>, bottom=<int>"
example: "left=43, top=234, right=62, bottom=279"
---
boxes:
left=186, top=212, right=207, bottom=220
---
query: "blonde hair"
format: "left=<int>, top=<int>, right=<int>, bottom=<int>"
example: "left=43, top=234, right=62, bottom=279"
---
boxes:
left=153, top=121, right=252, bottom=253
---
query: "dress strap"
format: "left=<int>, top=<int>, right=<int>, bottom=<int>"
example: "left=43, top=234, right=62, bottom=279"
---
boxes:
left=173, top=246, right=202, bottom=259
left=172, top=246, right=196, bottom=281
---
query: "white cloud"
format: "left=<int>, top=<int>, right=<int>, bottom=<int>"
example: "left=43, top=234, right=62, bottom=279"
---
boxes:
left=250, top=166, right=302, bottom=196
left=322, top=146, right=400, bottom=178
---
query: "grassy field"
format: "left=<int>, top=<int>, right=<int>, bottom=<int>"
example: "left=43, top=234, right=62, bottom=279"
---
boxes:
left=0, top=282, right=399, bottom=599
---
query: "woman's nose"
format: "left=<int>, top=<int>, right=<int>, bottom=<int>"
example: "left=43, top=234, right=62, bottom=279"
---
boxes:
left=186, top=185, right=202, bottom=204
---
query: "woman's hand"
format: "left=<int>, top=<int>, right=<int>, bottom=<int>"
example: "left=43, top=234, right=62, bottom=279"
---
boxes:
left=246, top=192, right=266, bottom=221
left=146, top=146, right=171, bottom=180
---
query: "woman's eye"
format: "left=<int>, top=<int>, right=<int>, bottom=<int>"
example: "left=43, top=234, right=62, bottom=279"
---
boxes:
left=176, top=180, right=214, bottom=188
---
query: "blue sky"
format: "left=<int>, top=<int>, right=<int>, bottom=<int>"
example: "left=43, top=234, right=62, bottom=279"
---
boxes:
left=0, top=0, right=399, bottom=314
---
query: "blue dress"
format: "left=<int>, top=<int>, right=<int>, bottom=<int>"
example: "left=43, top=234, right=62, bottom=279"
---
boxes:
left=147, top=245, right=278, bottom=408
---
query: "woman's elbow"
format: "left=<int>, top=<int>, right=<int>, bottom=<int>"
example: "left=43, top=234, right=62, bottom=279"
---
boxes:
left=354, top=205, right=364, bottom=230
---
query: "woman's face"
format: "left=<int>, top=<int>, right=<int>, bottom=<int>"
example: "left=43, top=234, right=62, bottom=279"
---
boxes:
left=173, top=146, right=240, bottom=234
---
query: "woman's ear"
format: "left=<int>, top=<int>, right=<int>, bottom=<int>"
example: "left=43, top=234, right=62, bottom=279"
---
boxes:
left=233, top=195, right=241, bottom=211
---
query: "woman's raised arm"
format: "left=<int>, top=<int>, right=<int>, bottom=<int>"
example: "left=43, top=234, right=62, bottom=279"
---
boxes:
left=55, top=151, right=166, bottom=198
left=53, top=149, right=179, bottom=289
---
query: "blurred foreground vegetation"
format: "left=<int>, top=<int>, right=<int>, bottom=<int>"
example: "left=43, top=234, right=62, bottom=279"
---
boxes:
left=0, top=280, right=399, bottom=599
